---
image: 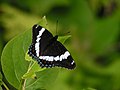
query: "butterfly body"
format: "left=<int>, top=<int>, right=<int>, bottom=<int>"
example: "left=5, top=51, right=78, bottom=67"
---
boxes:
left=28, top=24, right=76, bottom=69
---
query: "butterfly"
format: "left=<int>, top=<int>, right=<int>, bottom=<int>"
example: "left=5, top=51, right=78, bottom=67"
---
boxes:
left=28, top=24, right=76, bottom=69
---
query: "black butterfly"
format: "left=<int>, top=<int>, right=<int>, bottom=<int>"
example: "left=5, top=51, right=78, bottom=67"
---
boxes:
left=28, top=24, right=76, bottom=69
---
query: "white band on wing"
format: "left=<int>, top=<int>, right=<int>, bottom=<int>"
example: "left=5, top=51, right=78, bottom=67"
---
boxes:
left=35, top=28, right=45, bottom=57
left=39, top=51, right=70, bottom=61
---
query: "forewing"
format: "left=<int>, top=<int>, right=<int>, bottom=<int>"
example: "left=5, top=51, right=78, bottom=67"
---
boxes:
left=28, top=24, right=53, bottom=57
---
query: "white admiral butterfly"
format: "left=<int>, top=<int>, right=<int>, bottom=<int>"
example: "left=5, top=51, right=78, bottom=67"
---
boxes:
left=28, top=24, right=76, bottom=69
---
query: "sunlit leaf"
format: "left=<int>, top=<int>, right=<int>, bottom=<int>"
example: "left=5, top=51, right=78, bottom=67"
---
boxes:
left=1, top=28, right=30, bottom=89
left=22, top=61, right=46, bottom=79
left=58, top=35, right=71, bottom=44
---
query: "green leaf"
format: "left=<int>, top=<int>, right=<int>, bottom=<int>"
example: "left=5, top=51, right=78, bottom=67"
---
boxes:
left=22, top=61, right=46, bottom=79
left=25, top=68, right=59, bottom=90
left=1, top=16, right=63, bottom=89
left=1, top=28, right=30, bottom=89
left=58, top=35, right=71, bottom=44
left=38, top=16, right=49, bottom=30
left=25, top=51, right=33, bottom=62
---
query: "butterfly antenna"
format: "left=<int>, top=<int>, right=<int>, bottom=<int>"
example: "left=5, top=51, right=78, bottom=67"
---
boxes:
left=62, top=26, right=71, bottom=36
left=56, top=19, right=59, bottom=35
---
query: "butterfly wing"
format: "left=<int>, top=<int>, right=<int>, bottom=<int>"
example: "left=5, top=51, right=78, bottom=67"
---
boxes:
left=38, top=41, right=76, bottom=69
left=28, top=24, right=53, bottom=57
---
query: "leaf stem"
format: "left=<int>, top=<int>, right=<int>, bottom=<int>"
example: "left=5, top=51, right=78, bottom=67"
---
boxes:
left=21, top=61, right=35, bottom=90
left=27, top=61, right=36, bottom=72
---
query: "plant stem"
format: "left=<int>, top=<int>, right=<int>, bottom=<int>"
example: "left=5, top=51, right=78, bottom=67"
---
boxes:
left=22, top=79, right=26, bottom=90
left=21, top=61, right=34, bottom=90
left=2, top=81, right=9, bottom=90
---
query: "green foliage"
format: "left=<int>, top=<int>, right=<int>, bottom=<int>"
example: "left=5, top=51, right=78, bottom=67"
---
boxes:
left=58, top=35, right=71, bottom=44
left=1, top=0, right=120, bottom=90
left=1, top=27, right=30, bottom=88
left=91, top=16, right=119, bottom=55
left=0, top=38, right=3, bottom=57
left=83, top=88, right=96, bottom=90
left=1, top=16, right=71, bottom=90
left=0, top=4, right=40, bottom=41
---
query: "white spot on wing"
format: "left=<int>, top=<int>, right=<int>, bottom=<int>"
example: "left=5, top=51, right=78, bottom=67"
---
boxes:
left=71, top=61, right=74, bottom=65
left=64, top=51, right=70, bottom=59
left=48, top=56, right=54, bottom=61
left=39, top=56, right=54, bottom=61
left=59, top=51, right=70, bottom=61
left=60, top=55, right=64, bottom=61
left=35, top=25, right=39, bottom=29
left=39, top=56, right=43, bottom=59
left=54, top=56, right=59, bottom=61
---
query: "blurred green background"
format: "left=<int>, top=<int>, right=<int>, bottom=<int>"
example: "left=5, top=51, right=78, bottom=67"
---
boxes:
left=0, top=0, right=120, bottom=90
